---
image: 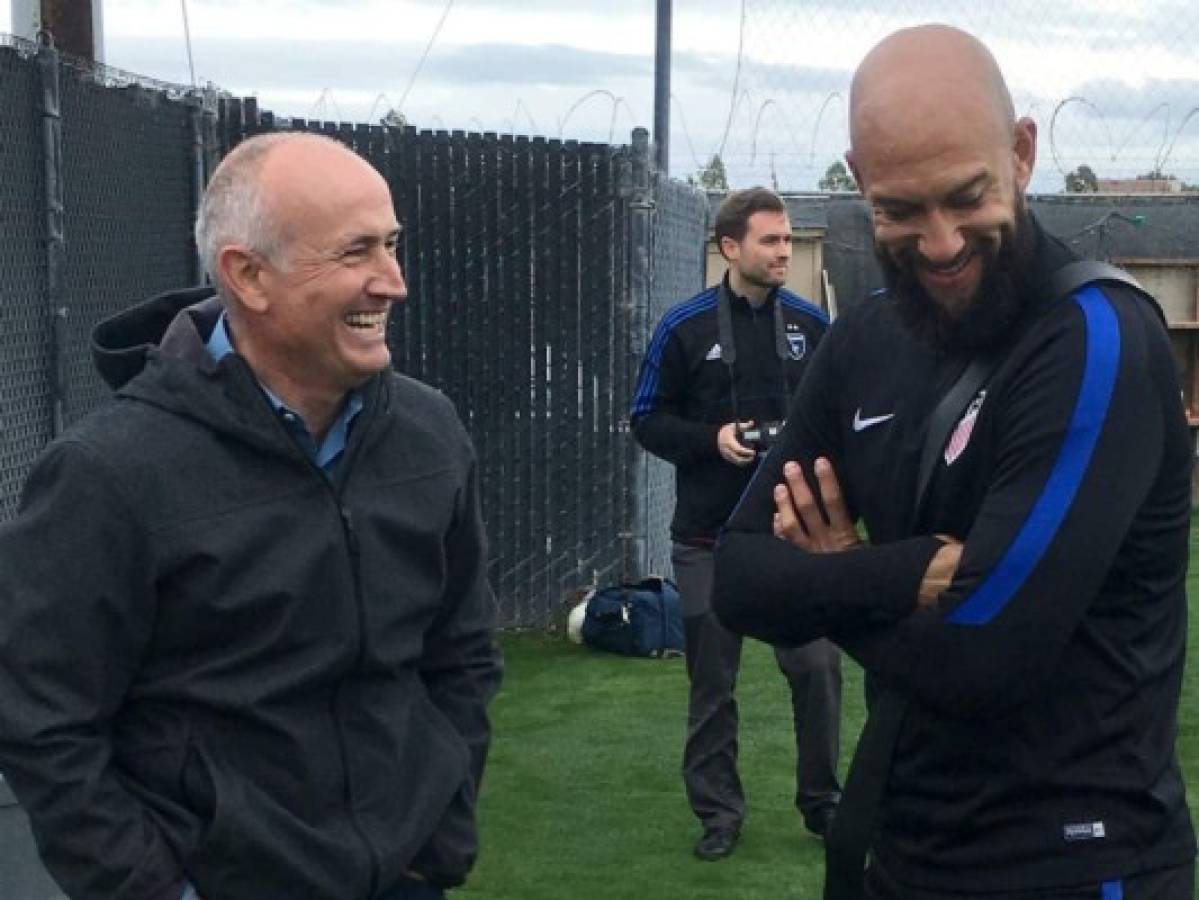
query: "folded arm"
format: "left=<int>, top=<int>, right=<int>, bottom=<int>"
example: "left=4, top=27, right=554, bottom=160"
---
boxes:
left=838, top=293, right=1169, bottom=717
left=718, top=292, right=1173, bottom=718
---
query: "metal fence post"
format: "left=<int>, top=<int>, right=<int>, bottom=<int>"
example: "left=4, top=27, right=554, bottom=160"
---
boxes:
left=620, top=127, right=654, bottom=581
left=36, top=33, right=67, bottom=438
left=188, top=98, right=207, bottom=286
left=653, top=0, right=671, bottom=175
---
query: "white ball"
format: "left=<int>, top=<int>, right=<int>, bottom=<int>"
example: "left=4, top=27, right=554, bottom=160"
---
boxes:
left=567, top=601, right=588, bottom=644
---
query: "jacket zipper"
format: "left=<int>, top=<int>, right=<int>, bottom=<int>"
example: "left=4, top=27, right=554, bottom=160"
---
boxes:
left=333, top=502, right=381, bottom=900
left=235, top=364, right=386, bottom=898
left=328, top=388, right=383, bottom=900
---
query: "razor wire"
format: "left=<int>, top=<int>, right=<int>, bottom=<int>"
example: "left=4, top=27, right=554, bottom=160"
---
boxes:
left=696, top=0, right=1199, bottom=193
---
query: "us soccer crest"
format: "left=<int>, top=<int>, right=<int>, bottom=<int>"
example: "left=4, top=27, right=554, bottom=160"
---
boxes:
left=786, top=332, right=807, bottom=360
left=944, top=390, right=986, bottom=466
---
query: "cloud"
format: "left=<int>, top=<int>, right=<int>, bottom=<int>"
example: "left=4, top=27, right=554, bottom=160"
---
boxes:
left=105, top=35, right=651, bottom=94
left=421, top=43, right=650, bottom=86
left=679, top=53, right=850, bottom=98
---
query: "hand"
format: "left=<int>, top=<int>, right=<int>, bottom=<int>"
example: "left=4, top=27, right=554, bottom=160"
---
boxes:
left=771, top=457, right=862, bottom=553
left=717, top=421, right=757, bottom=467
left=917, top=537, right=963, bottom=608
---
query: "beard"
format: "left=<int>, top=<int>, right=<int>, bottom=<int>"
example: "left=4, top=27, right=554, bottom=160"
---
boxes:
left=737, top=262, right=787, bottom=293
left=877, top=198, right=1037, bottom=353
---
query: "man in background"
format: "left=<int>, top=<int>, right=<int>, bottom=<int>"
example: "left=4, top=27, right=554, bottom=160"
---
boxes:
left=631, top=187, right=842, bottom=861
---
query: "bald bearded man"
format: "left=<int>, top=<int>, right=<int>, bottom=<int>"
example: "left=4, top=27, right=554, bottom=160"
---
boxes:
left=714, top=24, right=1196, bottom=900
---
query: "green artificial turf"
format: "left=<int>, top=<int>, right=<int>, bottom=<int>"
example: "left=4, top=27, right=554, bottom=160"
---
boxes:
left=461, top=517, right=1199, bottom=899
left=461, top=631, right=858, bottom=899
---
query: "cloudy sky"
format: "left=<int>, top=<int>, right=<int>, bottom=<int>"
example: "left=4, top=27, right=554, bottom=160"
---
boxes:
left=6, top=0, right=1199, bottom=191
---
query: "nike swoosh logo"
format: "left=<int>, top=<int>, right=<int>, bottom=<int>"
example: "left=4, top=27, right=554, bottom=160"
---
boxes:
left=853, top=409, right=895, bottom=432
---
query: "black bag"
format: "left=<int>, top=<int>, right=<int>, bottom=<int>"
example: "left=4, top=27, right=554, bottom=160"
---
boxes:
left=580, top=576, right=685, bottom=658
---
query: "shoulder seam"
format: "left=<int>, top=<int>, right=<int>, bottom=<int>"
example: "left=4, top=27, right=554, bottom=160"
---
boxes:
left=778, top=289, right=830, bottom=325
left=651, top=289, right=719, bottom=345
left=631, top=288, right=719, bottom=418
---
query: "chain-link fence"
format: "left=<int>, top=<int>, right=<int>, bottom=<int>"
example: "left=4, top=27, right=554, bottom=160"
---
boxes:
left=58, top=57, right=202, bottom=426
left=702, top=0, right=1199, bottom=193
left=631, top=177, right=710, bottom=579
left=0, top=40, right=52, bottom=524
left=0, top=37, right=203, bottom=525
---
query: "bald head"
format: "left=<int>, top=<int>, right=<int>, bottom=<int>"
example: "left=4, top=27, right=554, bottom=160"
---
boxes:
left=843, top=25, right=1038, bottom=340
left=850, top=25, right=1015, bottom=164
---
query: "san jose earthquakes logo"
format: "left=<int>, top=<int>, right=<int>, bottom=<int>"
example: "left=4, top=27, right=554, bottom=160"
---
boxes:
left=944, top=390, right=986, bottom=466
left=786, top=332, right=807, bottom=360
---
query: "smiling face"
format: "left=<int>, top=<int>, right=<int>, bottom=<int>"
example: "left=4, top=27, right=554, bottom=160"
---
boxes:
left=856, top=110, right=1034, bottom=317
left=848, top=26, right=1037, bottom=342
left=237, top=139, right=406, bottom=403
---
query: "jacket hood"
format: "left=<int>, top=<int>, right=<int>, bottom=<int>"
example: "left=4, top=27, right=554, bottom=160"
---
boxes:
left=92, top=286, right=221, bottom=390
left=88, top=287, right=276, bottom=447
left=89, top=286, right=390, bottom=462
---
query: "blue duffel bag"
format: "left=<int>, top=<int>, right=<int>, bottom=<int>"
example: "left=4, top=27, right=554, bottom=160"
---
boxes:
left=579, top=576, right=684, bottom=658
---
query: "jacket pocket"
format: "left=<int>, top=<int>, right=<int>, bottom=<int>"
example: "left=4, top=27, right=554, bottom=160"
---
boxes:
left=179, top=730, right=241, bottom=875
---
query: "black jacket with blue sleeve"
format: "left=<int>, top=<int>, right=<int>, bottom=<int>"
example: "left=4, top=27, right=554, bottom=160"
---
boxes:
left=714, top=220, right=1196, bottom=892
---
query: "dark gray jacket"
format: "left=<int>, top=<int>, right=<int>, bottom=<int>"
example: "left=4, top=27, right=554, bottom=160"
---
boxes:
left=0, top=289, right=502, bottom=900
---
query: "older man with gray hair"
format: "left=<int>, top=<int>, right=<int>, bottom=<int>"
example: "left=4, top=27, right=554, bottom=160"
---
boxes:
left=0, top=132, right=502, bottom=900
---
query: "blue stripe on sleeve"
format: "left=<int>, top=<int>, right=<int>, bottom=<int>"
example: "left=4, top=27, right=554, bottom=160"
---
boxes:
left=630, top=290, right=718, bottom=418
left=778, top=289, right=831, bottom=325
left=1101, top=880, right=1123, bottom=900
left=947, top=287, right=1121, bottom=626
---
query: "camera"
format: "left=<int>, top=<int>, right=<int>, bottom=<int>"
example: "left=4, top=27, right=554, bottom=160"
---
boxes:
left=738, top=420, right=784, bottom=454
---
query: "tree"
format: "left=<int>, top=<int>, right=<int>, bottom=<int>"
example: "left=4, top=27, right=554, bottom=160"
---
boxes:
left=818, top=160, right=856, bottom=192
left=381, top=108, right=407, bottom=128
left=1064, top=164, right=1099, bottom=193
left=696, top=154, right=729, bottom=191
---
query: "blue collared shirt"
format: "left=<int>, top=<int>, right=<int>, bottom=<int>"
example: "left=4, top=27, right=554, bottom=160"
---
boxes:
left=205, top=313, right=363, bottom=471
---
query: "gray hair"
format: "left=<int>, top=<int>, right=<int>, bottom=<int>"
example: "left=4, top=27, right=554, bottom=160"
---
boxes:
left=194, top=132, right=350, bottom=300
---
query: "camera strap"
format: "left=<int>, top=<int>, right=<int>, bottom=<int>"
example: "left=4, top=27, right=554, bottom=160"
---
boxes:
left=823, top=353, right=995, bottom=900
left=716, top=281, right=792, bottom=423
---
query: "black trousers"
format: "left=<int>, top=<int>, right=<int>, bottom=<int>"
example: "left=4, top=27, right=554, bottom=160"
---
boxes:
left=672, top=542, right=843, bottom=833
left=864, top=859, right=1195, bottom=900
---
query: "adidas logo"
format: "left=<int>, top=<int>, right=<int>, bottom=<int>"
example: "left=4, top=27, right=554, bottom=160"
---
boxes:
left=705, top=343, right=722, bottom=361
